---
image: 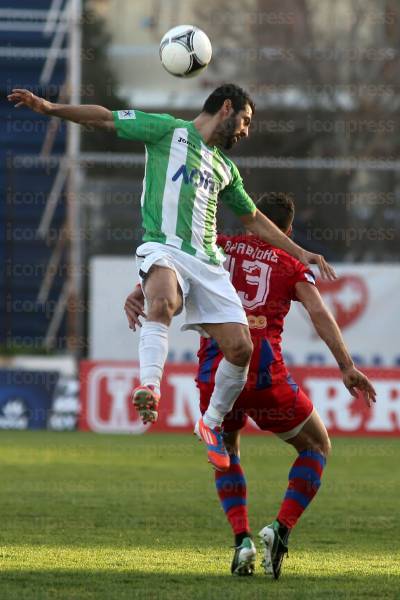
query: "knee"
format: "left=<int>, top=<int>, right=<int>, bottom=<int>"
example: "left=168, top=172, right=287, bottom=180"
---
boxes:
left=147, top=296, right=176, bottom=322
left=295, top=428, right=331, bottom=460
left=308, top=435, right=331, bottom=459
left=224, top=337, right=253, bottom=366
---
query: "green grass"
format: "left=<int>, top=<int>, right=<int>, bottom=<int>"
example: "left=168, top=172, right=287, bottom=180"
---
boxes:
left=0, top=432, right=399, bottom=599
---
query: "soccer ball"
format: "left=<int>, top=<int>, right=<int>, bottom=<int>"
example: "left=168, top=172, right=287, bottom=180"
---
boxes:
left=159, top=25, right=212, bottom=78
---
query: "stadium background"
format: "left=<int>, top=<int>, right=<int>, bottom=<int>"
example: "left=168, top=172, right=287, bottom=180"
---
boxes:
left=0, top=1, right=399, bottom=598
left=1, top=0, right=399, bottom=433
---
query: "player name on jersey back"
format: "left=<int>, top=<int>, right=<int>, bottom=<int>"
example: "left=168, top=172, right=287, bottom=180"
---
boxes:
left=223, top=239, right=279, bottom=262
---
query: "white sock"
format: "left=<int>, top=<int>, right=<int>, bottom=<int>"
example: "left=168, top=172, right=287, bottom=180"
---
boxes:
left=203, top=358, right=249, bottom=428
left=139, top=321, right=169, bottom=395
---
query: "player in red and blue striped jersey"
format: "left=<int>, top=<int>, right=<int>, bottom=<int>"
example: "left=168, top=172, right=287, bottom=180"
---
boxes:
left=124, top=192, right=376, bottom=578
left=196, top=193, right=375, bottom=577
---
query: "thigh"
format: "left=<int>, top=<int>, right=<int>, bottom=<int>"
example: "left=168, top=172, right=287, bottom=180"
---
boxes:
left=136, top=242, right=188, bottom=312
left=143, top=265, right=183, bottom=313
left=201, top=322, right=252, bottom=356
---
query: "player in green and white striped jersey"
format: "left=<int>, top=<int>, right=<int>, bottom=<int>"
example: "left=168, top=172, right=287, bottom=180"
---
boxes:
left=9, top=84, right=336, bottom=470
left=112, top=105, right=255, bottom=265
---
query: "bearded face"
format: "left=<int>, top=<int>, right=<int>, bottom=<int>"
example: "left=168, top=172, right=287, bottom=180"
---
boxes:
left=218, top=113, right=239, bottom=150
left=214, top=105, right=252, bottom=150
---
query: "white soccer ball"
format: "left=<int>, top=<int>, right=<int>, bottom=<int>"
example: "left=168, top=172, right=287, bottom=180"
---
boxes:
left=159, top=25, right=212, bottom=78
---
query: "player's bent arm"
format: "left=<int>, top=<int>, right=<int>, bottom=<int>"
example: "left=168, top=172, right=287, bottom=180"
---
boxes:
left=295, top=281, right=377, bottom=406
left=240, top=209, right=336, bottom=280
left=7, top=89, right=114, bottom=130
left=240, top=209, right=304, bottom=259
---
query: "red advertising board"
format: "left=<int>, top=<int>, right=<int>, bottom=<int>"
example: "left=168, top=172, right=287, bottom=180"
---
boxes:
left=79, top=361, right=400, bottom=436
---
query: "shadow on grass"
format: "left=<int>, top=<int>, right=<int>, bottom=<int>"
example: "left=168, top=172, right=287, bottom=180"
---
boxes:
left=1, top=569, right=399, bottom=600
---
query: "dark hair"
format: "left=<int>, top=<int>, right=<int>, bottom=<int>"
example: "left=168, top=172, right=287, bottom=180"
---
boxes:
left=202, top=83, right=255, bottom=115
left=256, top=192, right=295, bottom=231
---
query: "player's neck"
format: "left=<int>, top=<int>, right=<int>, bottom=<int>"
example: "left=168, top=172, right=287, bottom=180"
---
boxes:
left=192, top=113, right=220, bottom=147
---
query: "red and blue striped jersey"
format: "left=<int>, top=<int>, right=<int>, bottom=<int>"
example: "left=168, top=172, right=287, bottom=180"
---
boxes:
left=197, top=234, right=316, bottom=390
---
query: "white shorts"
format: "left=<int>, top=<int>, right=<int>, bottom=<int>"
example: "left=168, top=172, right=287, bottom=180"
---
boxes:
left=135, top=242, right=248, bottom=336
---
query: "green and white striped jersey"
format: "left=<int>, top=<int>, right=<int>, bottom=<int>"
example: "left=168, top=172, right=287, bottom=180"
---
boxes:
left=113, top=109, right=256, bottom=264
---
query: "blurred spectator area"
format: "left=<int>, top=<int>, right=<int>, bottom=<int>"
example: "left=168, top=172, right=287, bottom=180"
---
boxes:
left=79, top=104, right=400, bottom=264
left=80, top=0, right=400, bottom=263
left=1, top=1, right=69, bottom=350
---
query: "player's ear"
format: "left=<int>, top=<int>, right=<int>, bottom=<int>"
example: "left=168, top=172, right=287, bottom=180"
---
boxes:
left=222, top=99, right=233, bottom=115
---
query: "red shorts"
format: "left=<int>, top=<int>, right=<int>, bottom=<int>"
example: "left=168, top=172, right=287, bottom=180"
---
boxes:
left=198, top=378, right=313, bottom=438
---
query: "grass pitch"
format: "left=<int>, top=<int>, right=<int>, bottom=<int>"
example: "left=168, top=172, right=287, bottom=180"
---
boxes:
left=0, top=431, right=399, bottom=599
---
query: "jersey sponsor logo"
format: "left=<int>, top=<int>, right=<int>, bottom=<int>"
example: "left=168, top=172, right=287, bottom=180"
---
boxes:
left=117, top=109, right=136, bottom=120
left=172, top=164, right=220, bottom=193
left=247, top=315, right=267, bottom=329
left=177, top=136, right=196, bottom=150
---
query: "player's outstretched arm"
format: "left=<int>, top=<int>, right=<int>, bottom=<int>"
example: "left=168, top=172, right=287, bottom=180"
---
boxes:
left=295, top=281, right=377, bottom=407
left=7, top=89, right=115, bottom=130
left=240, top=209, right=336, bottom=280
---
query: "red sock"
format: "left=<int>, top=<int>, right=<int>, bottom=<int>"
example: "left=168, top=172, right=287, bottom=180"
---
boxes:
left=277, top=450, right=326, bottom=529
left=214, top=454, right=250, bottom=535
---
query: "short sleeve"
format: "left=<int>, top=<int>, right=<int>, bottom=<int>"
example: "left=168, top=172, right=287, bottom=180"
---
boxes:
left=291, top=262, right=316, bottom=301
left=113, top=109, right=176, bottom=143
left=219, top=160, right=256, bottom=216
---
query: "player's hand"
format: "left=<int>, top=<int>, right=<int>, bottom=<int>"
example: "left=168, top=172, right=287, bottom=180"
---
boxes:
left=124, top=286, right=146, bottom=331
left=341, top=366, right=377, bottom=407
left=7, top=89, right=52, bottom=115
left=298, top=250, right=337, bottom=280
